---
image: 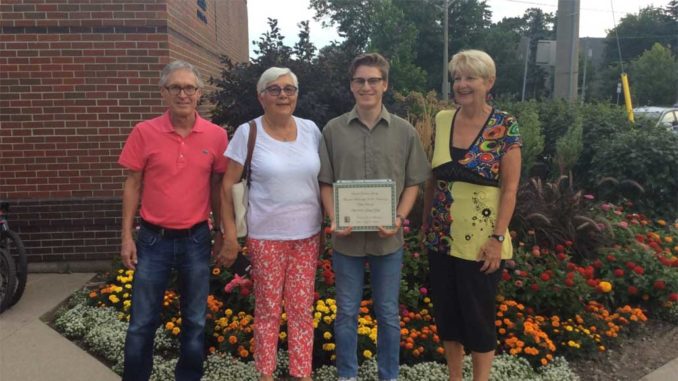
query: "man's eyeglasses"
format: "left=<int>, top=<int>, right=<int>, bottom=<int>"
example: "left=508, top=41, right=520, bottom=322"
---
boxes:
left=165, top=85, right=199, bottom=96
left=264, top=85, right=298, bottom=97
left=351, top=77, right=383, bottom=87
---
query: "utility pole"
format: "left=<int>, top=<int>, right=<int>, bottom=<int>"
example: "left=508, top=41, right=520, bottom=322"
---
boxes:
left=553, top=0, right=580, bottom=100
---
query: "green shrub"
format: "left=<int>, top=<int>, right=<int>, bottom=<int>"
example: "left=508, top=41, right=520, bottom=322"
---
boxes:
left=588, top=125, right=678, bottom=218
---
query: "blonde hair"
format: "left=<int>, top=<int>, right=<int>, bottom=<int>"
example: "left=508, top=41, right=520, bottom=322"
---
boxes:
left=448, top=49, right=496, bottom=80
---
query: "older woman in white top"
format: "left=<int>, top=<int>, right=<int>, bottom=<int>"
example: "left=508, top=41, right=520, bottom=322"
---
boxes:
left=218, top=67, right=322, bottom=381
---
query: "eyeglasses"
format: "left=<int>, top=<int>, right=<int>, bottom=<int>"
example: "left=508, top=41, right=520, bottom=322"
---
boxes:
left=263, top=85, right=298, bottom=97
left=351, top=77, right=383, bottom=87
left=165, top=85, right=199, bottom=96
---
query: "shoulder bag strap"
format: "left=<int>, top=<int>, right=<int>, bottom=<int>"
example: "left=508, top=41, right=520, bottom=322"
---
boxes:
left=242, top=120, right=258, bottom=187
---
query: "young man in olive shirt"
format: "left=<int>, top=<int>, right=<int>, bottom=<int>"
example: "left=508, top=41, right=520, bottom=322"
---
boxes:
left=318, top=53, right=430, bottom=381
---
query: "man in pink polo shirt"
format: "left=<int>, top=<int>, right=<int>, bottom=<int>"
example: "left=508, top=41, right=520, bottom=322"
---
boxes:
left=118, top=60, right=228, bottom=381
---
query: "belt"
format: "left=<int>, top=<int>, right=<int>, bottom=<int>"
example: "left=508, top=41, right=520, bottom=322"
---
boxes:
left=140, top=219, right=208, bottom=238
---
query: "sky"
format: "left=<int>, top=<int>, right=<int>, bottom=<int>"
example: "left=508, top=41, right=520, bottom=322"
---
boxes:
left=247, top=0, right=670, bottom=57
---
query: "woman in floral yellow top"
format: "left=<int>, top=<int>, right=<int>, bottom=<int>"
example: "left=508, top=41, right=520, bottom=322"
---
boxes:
left=423, top=49, right=522, bottom=381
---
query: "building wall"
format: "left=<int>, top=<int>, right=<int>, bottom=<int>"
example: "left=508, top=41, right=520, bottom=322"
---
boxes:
left=0, top=0, right=248, bottom=267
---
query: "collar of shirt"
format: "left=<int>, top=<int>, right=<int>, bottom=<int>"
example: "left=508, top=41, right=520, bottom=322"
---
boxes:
left=159, top=111, right=206, bottom=134
left=347, top=105, right=392, bottom=128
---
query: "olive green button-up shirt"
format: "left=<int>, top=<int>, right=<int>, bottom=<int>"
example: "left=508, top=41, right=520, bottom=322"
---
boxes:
left=318, top=106, right=431, bottom=256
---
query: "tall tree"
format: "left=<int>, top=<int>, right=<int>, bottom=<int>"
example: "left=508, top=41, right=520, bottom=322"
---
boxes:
left=629, top=43, right=678, bottom=106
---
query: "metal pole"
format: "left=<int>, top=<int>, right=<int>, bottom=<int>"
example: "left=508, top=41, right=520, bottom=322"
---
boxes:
left=442, top=0, right=450, bottom=100
left=521, top=37, right=530, bottom=101
left=581, top=47, right=590, bottom=105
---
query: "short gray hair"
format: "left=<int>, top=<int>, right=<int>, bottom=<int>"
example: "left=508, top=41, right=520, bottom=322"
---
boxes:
left=257, top=67, right=298, bottom=93
left=159, top=60, right=204, bottom=88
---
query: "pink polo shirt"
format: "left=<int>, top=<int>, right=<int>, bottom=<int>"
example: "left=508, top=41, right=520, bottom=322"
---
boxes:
left=118, top=111, right=228, bottom=229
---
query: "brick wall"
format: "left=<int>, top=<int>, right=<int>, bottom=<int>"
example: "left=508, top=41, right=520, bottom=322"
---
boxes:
left=0, top=0, right=248, bottom=268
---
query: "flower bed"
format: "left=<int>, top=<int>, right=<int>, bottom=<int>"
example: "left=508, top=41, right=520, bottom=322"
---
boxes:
left=58, top=203, right=677, bottom=379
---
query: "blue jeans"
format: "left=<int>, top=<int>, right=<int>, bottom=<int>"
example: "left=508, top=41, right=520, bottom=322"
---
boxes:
left=333, top=249, right=403, bottom=380
left=122, top=224, right=211, bottom=381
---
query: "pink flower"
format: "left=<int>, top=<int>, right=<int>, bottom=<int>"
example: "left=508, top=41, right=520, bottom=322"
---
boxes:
left=419, top=287, right=428, bottom=295
left=617, top=221, right=628, bottom=229
left=584, top=194, right=595, bottom=200
left=403, top=226, right=411, bottom=234
left=224, top=274, right=249, bottom=293
left=600, top=203, right=611, bottom=211
left=412, top=252, right=420, bottom=258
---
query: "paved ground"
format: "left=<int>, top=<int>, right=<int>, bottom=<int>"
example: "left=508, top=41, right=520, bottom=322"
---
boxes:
left=0, top=272, right=676, bottom=381
left=0, top=273, right=119, bottom=381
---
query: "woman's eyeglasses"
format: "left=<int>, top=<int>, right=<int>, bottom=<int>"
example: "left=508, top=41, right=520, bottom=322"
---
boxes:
left=264, top=85, right=298, bottom=96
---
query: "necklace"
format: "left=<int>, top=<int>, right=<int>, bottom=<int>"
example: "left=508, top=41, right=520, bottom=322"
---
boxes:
left=263, top=115, right=297, bottom=142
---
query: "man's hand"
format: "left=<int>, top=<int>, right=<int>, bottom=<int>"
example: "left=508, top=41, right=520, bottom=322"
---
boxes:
left=212, top=233, right=224, bottom=257
left=121, top=236, right=137, bottom=270
left=377, top=217, right=402, bottom=238
left=216, top=235, right=239, bottom=268
left=478, top=239, right=502, bottom=274
left=328, top=220, right=352, bottom=237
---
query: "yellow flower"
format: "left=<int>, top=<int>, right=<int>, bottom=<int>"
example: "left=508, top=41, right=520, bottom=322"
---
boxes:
left=323, top=316, right=332, bottom=324
left=279, top=332, right=287, bottom=341
left=165, top=322, right=175, bottom=330
left=225, top=309, right=233, bottom=317
left=598, top=281, right=613, bottom=293
left=363, top=350, right=373, bottom=359
left=172, top=327, right=181, bottom=335
left=109, top=295, right=120, bottom=303
left=322, top=343, right=335, bottom=351
left=323, top=331, right=332, bottom=340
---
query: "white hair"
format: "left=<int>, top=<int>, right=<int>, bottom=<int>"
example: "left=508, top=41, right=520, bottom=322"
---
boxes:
left=159, top=60, right=204, bottom=88
left=257, top=67, right=298, bottom=93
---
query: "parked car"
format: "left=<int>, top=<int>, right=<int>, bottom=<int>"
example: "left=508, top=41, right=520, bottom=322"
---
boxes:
left=633, top=106, right=678, bottom=133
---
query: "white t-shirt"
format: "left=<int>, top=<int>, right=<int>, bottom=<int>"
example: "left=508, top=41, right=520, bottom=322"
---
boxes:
left=225, top=116, right=322, bottom=240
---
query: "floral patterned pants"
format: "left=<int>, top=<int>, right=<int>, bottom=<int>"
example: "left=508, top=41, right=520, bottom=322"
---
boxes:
left=248, top=234, right=320, bottom=377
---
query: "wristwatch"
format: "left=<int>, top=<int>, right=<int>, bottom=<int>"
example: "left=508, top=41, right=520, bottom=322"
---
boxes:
left=490, top=234, right=505, bottom=242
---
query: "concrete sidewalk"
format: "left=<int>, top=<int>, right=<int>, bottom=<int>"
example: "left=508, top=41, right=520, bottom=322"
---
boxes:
left=0, top=273, right=676, bottom=381
left=0, top=273, right=119, bottom=381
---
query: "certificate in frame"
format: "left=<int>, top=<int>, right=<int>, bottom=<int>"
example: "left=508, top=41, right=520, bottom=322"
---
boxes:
left=333, top=179, right=396, bottom=231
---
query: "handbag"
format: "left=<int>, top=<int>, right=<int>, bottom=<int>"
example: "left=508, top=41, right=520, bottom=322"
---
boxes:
left=232, top=120, right=257, bottom=238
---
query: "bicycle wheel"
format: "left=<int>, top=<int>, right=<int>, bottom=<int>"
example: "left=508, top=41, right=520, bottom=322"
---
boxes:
left=0, top=247, right=17, bottom=313
left=3, top=230, right=27, bottom=307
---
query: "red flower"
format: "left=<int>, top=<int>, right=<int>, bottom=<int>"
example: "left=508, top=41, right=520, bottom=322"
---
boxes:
left=669, top=293, right=678, bottom=302
left=565, top=278, right=575, bottom=287
left=530, top=284, right=540, bottom=291
left=653, top=280, right=666, bottom=290
left=557, top=253, right=567, bottom=261
left=501, top=270, right=511, bottom=281
left=555, top=244, right=565, bottom=253
left=586, top=279, right=599, bottom=287
left=564, top=240, right=573, bottom=247
left=540, top=273, right=551, bottom=281
left=628, top=286, right=639, bottom=295
left=633, top=266, right=645, bottom=275
left=625, top=261, right=636, bottom=269
left=613, top=269, right=625, bottom=277
left=606, top=255, right=616, bottom=262
left=592, top=260, right=603, bottom=269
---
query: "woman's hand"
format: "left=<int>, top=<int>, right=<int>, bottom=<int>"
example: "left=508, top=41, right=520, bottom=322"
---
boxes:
left=478, top=238, right=502, bottom=274
left=216, top=234, right=239, bottom=268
